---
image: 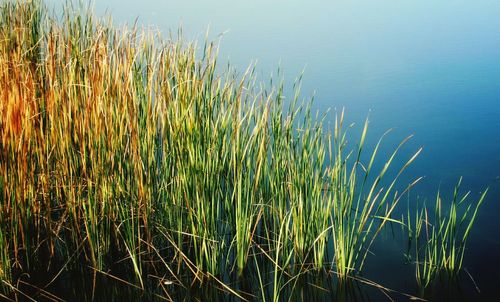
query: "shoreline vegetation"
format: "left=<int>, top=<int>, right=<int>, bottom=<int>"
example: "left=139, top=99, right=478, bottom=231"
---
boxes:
left=0, top=1, right=488, bottom=301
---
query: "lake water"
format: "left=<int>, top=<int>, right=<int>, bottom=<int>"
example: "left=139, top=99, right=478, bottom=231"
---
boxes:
left=46, top=0, right=500, bottom=300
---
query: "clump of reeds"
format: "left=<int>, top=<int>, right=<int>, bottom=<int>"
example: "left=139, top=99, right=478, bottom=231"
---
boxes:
left=406, top=178, right=488, bottom=288
left=0, top=1, right=488, bottom=300
left=329, top=113, right=422, bottom=280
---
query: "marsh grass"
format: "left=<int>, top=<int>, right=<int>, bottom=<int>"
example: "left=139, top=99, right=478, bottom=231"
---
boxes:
left=329, top=112, right=422, bottom=280
left=406, top=178, right=488, bottom=288
left=0, top=1, right=487, bottom=300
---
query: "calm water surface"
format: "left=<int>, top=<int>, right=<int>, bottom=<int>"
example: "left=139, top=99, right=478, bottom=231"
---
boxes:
left=47, top=0, right=500, bottom=300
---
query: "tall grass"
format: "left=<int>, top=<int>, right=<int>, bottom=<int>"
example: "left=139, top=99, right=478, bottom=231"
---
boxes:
left=407, top=178, right=488, bottom=288
left=0, top=0, right=487, bottom=300
left=329, top=112, right=422, bottom=280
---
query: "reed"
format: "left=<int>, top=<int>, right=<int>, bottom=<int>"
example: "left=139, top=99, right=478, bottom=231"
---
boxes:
left=328, top=112, right=422, bottom=280
left=0, top=1, right=487, bottom=300
left=407, top=178, right=488, bottom=288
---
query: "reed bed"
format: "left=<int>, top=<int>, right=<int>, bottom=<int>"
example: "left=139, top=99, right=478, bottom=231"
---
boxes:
left=0, top=1, right=487, bottom=300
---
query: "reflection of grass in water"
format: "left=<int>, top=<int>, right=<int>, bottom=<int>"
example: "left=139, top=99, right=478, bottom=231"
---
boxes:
left=416, top=270, right=481, bottom=302
left=0, top=1, right=486, bottom=301
left=406, top=178, right=488, bottom=288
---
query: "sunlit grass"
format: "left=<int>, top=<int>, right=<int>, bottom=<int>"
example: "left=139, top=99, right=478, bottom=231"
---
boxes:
left=329, top=113, right=422, bottom=280
left=406, top=178, right=488, bottom=288
left=0, top=1, right=488, bottom=300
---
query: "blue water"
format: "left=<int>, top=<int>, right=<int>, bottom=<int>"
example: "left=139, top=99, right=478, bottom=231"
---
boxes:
left=49, top=0, right=500, bottom=299
left=84, top=0, right=500, bottom=189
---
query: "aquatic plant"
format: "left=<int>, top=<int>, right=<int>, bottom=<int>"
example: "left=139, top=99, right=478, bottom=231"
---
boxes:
left=406, top=178, right=488, bottom=287
left=328, top=112, right=422, bottom=280
left=0, top=1, right=488, bottom=301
